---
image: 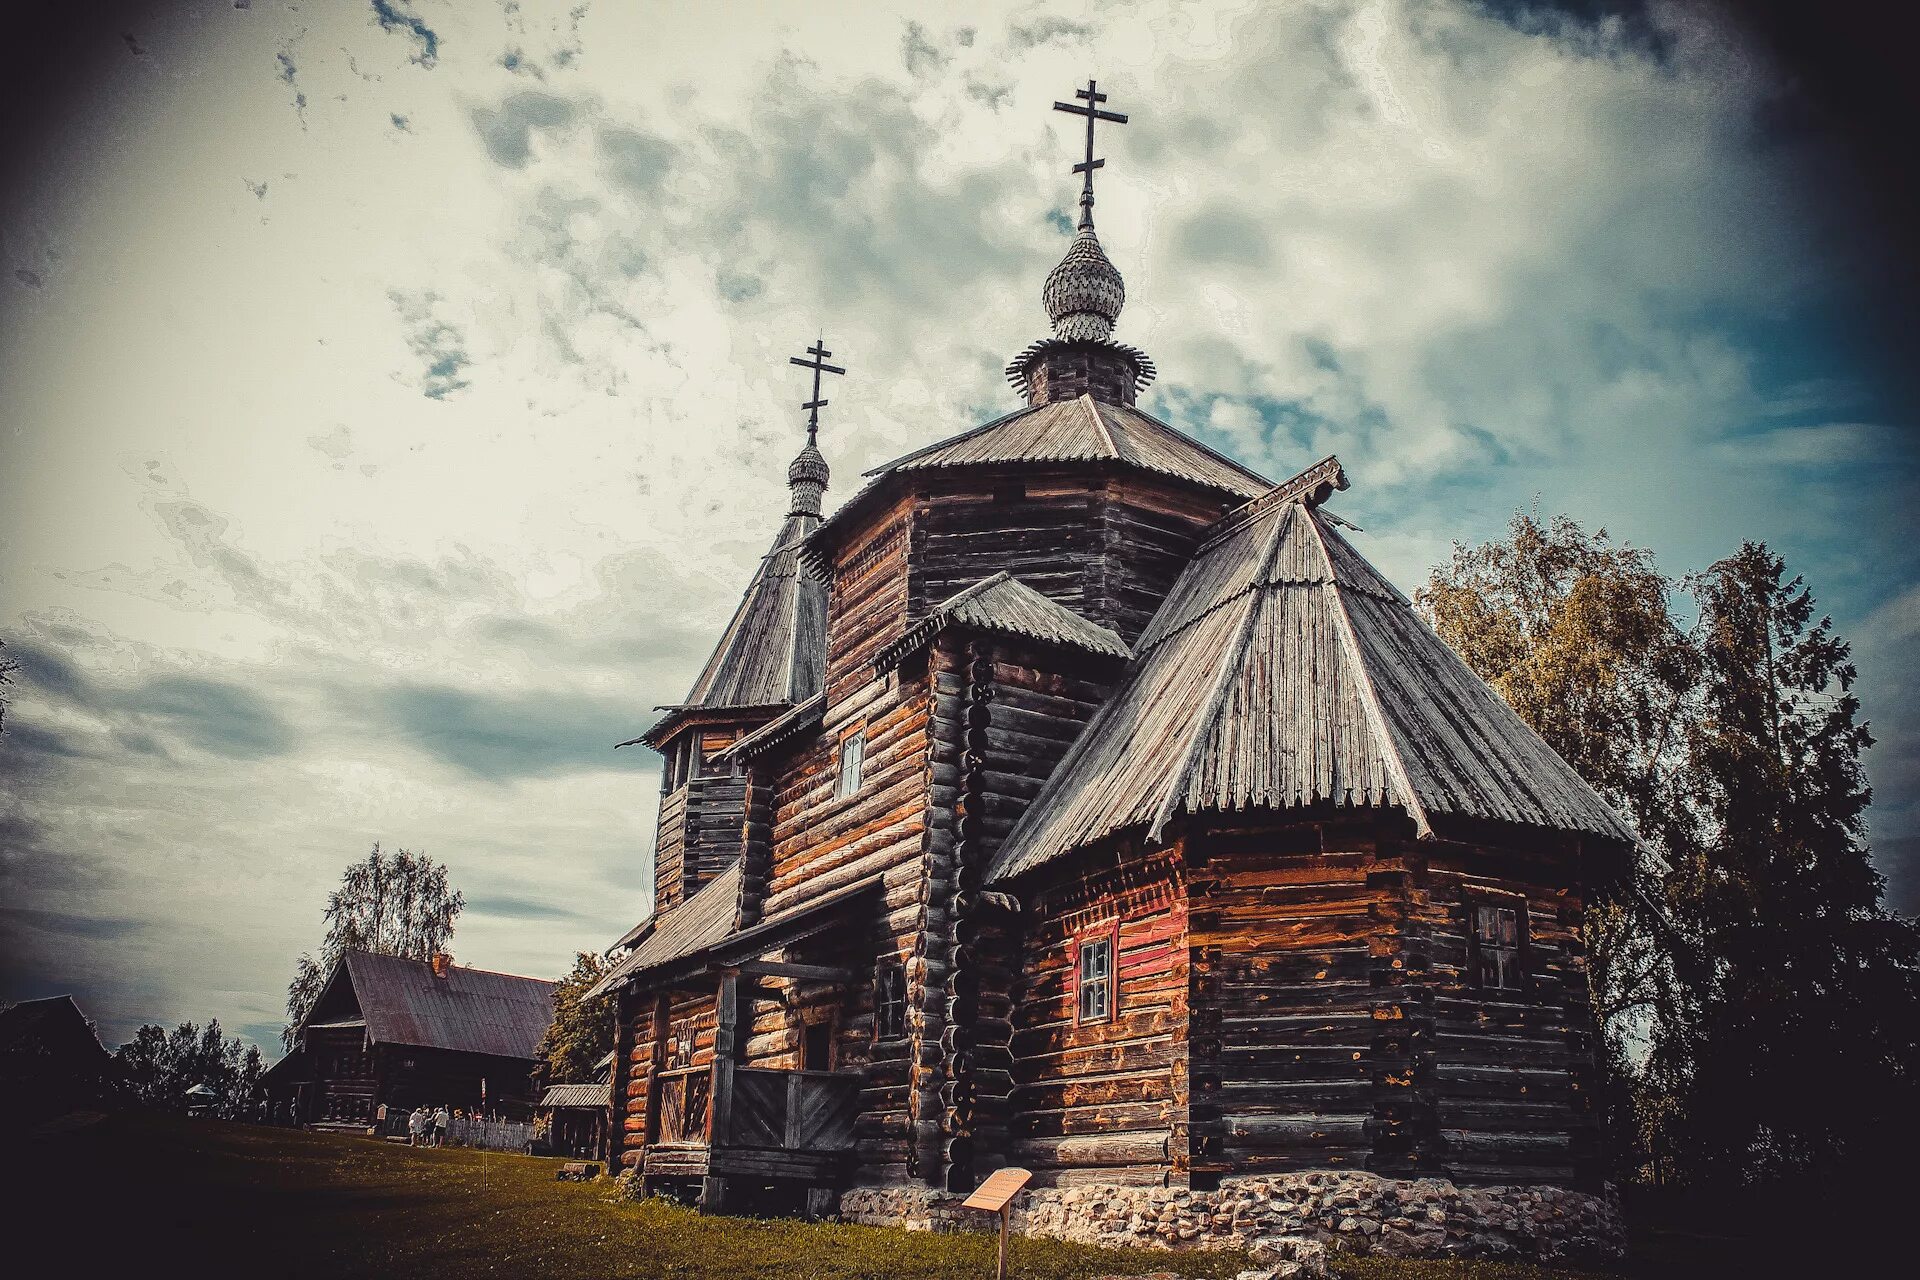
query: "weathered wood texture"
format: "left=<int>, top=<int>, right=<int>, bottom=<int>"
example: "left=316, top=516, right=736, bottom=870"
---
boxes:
left=653, top=727, right=753, bottom=914
left=617, top=988, right=717, bottom=1167
left=1009, top=846, right=1189, bottom=1187
left=1189, top=821, right=1397, bottom=1180
left=1186, top=817, right=1601, bottom=1188
left=908, top=473, right=1230, bottom=647
left=1407, top=842, right=1601, bottom=1187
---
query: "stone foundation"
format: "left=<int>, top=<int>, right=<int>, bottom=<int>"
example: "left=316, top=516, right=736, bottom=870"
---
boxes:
left=837, top=1172, right=1623, bottom=1276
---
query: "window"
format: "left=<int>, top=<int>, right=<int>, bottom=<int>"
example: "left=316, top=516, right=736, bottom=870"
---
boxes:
left=803, top=1019, right=835, bottom=1071
left=1470, top=896, right=1527, bottom=992
left=835, top=728, right=866, bottom=800
left=1076, top=929, right=1116, bottom=1024
left=874, top=961, right=907, bottom=1042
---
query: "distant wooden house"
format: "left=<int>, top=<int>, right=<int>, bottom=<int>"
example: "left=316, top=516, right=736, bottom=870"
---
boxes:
left=536, top=1051, right=614, bottom=1159
left=269, top=951, right=554, bottom=1126
left=0, top=995, right=117, bottom=1120
left=585, top=87, right=1635, bottom=1224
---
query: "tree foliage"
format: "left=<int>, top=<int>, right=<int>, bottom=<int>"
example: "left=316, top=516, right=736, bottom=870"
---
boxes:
left=1422, top=517, right=1920, bottom=1189
left=534, top=951, right=615, bottom=1088
left=285, top=843, right=465, bottom=1046
left=1650, top=543, right=1920, bottom=1183
left=114, top=1019, right=265, bottom=1117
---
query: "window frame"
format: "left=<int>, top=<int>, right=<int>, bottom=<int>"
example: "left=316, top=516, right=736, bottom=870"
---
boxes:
left=1465, top=889, right=1531, bottom=996
left=834, top=725, right=867, bottom=801
left=801, top=1015, right=837, bottom=1072
left=1073, top=923, right=1119, bottom=1027
left=873, top=959, right=907, bottom=1045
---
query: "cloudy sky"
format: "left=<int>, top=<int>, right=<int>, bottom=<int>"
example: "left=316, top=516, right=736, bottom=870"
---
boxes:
left=2, top=0, right=1915, bottom=1054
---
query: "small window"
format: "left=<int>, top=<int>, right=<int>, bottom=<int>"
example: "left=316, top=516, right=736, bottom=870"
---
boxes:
left=1470, top=898, right=1527, bottom=992
left=1076, top=930, right=1115, bottom=1024
left=803, top=1020, right=834, bottom=1071
left=874, top=961, right=907, bottom=1042
left=835, top=729, right=866, bottom=800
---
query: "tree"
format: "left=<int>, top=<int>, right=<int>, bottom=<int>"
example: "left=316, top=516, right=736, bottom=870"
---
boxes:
left=114, top=1019, right=266, bottom=1118
left=1418, top=513, right=1697, bottom=1104
left=534, top=951, right=615, bottom=1088
left=1652, top=543, right=1920, bottom=1185
left=284, top=844, right=464, bottom=1046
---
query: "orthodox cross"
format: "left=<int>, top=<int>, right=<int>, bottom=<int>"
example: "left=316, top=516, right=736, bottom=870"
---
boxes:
left=1053, top=78, right=1128, bottom=229
left=788, top=337, right=846, bottom=447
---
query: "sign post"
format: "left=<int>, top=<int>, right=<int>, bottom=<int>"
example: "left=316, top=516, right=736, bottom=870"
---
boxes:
left=961, top=1166, right=1033, bottom=1280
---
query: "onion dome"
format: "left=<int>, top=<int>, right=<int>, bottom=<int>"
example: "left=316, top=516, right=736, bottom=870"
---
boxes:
left=1042, top=224, right=1126, bottom=341
left=787, top=441, right=830, bottom=516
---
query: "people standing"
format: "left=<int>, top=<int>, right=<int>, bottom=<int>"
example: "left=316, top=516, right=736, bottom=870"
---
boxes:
left=407, top=1104, right=426, bottom=1146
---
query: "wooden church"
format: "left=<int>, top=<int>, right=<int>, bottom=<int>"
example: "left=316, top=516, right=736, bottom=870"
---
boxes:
left=588, top=82, right=1635, bottom=1217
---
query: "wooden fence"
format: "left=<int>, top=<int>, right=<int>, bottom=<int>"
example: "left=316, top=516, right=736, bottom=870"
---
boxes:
left=445, top=1115, right=536, bottom=1153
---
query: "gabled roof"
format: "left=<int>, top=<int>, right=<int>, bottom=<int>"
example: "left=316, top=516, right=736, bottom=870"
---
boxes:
left=988, top=470, right=1636, bottom=882
left=866, top=393, right=1269, bottom=501
left=539, top=1082, right=611, bottom=1109
left=0, top=995, right=111, bottom=1068
left=874, top=572, right=1131, bottom=672
left=324, top=952, right=555, bottom=1061
left=641, top=510, right=827, bottom=747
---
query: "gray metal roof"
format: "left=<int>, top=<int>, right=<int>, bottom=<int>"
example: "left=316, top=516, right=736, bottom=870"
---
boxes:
left=539, top=1083, right=611, bottom=1109
left=874, top=572, right=1131, bottom=672
left=336, top=951, right=556, bottom=1061
left=585, top=862, right=742, bottom=1000
left=864, top=394, right=1269, bottom=500
left=988, top=469, right=1637, bottom=882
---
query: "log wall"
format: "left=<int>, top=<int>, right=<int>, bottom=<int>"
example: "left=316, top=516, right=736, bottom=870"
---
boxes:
left=1188, top=820, right=1400, bottom=1181
left=1009, top=845, right=1189, bottom=1187
left=907, top=473, right=1231, bottom=646
left=1408, top=842, right=1600, bottom=1187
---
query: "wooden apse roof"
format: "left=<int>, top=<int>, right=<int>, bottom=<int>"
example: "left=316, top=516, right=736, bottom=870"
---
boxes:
left=988, top=458, right=1637, bottom=883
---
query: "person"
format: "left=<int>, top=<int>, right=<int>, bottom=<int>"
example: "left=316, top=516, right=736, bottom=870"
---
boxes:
left=407, top=1104, right=425, bottom=1146
left=432, top=1103, right=450, bottom=1148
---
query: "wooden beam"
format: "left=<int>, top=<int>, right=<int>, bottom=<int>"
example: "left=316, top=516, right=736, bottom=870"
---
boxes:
left=737, top=960, right=854, bottom=983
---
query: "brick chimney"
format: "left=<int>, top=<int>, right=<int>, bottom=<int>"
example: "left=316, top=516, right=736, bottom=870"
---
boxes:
left=430, top=952, right=452, bottom=979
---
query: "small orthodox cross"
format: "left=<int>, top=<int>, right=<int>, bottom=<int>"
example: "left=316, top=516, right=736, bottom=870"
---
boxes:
left=1053, top=78, right=1128, bottom=229
left=788, top=336, right=846, bottom=447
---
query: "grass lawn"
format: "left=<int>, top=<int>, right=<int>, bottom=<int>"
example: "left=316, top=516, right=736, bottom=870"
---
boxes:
left=1, top=1113, right=1622, bottom=1279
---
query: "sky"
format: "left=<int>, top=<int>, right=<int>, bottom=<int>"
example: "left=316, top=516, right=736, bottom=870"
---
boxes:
left=1, top=0, right=1915, bottom=1055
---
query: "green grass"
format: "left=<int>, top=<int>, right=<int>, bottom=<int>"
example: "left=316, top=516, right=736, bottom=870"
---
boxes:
left=1, top=1113, right=1624, bottom=1279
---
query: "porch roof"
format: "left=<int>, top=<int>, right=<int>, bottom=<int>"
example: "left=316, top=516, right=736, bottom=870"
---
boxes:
left=585, top=864, right=879, bottom=999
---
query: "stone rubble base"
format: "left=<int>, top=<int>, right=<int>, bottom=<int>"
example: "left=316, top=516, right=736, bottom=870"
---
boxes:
left=837, top=1171, right=1624, bottom=1278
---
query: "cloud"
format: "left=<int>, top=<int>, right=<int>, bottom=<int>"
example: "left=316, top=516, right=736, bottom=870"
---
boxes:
left=596, top=124, right=673, bottom=194
left=369, top=0, right=440, bottom=68
left=124, top=676, right=300, bottom=759
left=388, top=288, right=472, bottom=399
left=469, top=90, right=575, bottom=168
left=370, top=682, right=653, bottom=782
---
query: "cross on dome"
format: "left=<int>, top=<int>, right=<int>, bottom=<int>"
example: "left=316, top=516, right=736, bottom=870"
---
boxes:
left=1052, top=79, right=1128, bottom=231
left=785, top=337, right=844, bottom=516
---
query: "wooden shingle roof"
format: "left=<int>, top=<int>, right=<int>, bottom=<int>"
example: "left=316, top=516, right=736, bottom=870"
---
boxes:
left=867, top=393, right=1270, bottom=500
left=585, top=862, right=743, bottom=1000
left=988, top=467, right=1636, bottom=882
left=641, top=511, right=827, bottom=747
left=874, top=572, right=1131, bottom=672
